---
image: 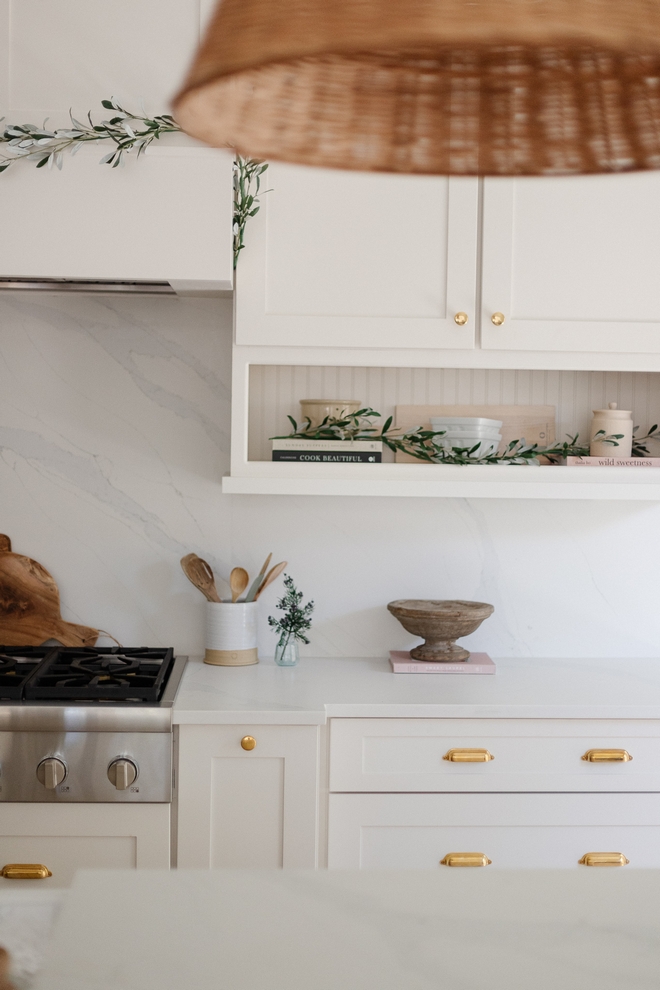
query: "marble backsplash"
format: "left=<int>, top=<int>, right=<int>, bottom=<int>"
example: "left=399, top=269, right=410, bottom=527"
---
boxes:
left=1, top=290, right=659, bottom=659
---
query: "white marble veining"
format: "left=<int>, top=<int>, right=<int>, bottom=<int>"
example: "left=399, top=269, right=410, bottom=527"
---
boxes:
left=35, top=869, right=660, bottom=990
left=3, top=291, right=660, bottom=658
left=174, top=656, right=660, bottom=723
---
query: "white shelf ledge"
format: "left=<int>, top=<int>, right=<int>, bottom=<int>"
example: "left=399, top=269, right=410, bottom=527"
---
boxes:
left=222, top=463, right=660, bottom=499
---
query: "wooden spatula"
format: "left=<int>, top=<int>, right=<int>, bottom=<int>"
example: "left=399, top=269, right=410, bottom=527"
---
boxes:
left=254, top=561, right=288, bottom=600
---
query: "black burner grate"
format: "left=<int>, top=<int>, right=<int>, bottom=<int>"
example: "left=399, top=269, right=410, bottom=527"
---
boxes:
left=21, top=647, right=175, bottom=702
left=0, top=647, right=55, bottom=700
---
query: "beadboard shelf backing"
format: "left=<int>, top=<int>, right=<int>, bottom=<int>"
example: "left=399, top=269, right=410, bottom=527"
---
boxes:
left=247, top=365, right=660, bottom=463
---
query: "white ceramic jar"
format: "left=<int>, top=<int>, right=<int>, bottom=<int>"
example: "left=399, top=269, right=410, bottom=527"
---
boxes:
left=205, top=601, right=258, bottom=666
left=589, top=403, right=633, bottom=458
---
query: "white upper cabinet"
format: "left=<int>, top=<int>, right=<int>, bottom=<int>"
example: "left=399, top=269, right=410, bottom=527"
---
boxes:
left=235, top=164, right=479, bottom=349
left=0, top=0, right=233, bottom=292
left=482, top=173, right=660, bottom=354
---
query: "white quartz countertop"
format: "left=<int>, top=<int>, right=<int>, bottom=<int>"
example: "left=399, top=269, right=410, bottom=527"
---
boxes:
left=36, top=868, right=660, bottom=990
left=173, top=656, right=660, bottom=723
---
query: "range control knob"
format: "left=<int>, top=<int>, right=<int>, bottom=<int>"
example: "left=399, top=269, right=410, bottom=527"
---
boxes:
left=36, top=758, right=67, bottom=790
left=107, top=759, right=138, bottom=791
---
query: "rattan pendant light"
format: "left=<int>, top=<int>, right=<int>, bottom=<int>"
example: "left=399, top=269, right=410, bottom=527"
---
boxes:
left=174, top=0, right=660, bottom=175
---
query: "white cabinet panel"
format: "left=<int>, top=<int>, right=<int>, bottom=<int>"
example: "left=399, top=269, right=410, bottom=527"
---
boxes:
left=236, top=164, right=478, bottom=349
left=0, top=146, right=233, bottom=287
left=5, top=0, right=201, bottom=114
left=177, top=725, right=319, bottom=869
left=482, top=174, right=660, bottom=353
left=328, top=793, right=660, bottom=869
left=329, top=718, right=660, bottom=792
left=0, top=804, right=170, bottom=887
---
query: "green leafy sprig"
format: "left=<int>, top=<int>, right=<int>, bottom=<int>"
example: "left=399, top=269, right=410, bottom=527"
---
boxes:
left=272, top=408, right=627, bottom=465
left=0, top=98, right=180, bottom=172
left=233, top=157, right=270, bottom=267
left=268, top=575, right=314, bottom=648
left=632, top=424, right=660, bottom=457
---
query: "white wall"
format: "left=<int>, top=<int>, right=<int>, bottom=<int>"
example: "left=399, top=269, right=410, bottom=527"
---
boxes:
left=1, top=290, right=659, bottom=659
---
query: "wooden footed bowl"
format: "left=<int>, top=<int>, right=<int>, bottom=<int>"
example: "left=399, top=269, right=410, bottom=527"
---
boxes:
left=387, top=599, right=494, bottom=662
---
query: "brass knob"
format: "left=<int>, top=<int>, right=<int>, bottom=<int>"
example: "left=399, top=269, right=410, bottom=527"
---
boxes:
left=440, top=853, right=492, bottom=867
left=0, top=864, right=52, bottom=880
left=581, top=749, right=632, bottom=762
left=454, top=312, right=468, bottom=326
left=491, top=312, right=505, bottom=326
left=579, top=852, right=629, bottom=867
left=241, top=736, right=256, bottom=751
left=443, top=748, right=494, bottom=762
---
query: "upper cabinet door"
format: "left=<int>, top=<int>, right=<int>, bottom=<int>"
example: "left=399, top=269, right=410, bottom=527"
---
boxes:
left=482, top=174, right=660, bottom=353
left=235, top=164, right=479, bottom=349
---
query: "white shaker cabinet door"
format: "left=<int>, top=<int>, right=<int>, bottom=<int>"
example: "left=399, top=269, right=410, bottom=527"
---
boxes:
left=0, top=804, right=170, bottom=888
left=482, top=173, right=660, bottom=354
left=328, top=793, right=660, bottom=869
left=176, top=725, right=319, bottom=869
left=236, top=164, right=479, bottom=350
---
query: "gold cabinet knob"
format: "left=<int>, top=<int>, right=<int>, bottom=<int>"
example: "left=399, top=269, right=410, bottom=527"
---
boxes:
left=581, top=749, right=632, bottom=762
left=443, top=748, right=494, bottom=762
left=440, top=852, right=492, bottom=867
left=0, top=864, right=52, bottom=880
left=579, top=852, right=629, bottom=867
left=240, top=736, right=256, bottom=751
left=491, top=312, right=505, bottom=326
left=454, top=312, right=468, bottom=326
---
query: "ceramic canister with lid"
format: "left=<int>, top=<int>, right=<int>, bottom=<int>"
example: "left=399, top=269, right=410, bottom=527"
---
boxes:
left=589, top=403, right=633, bottom=458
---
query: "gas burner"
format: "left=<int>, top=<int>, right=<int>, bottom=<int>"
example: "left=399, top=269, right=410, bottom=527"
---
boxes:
left=23, top=647, right=175, bottom=703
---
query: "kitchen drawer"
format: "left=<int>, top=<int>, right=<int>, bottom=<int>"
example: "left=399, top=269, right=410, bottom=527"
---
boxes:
left=328, top=792, right=660, bottom=868
left=0, top=804, right=170, bottom=888
left=329, top=718, right=660, bottom=792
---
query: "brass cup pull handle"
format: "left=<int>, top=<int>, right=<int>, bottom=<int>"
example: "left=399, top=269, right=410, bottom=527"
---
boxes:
left=0, top=864, right=52, bottom=880
left=240, top=736, right=256, bottom=751
left=454, top=312, right=468, bottom=326
left=440, top=852, right=492, bottom=867
left=579, top=852, right=629, bottom=867
left=491, top=312, right=505, bottom=326
left=443, top=748, right=494, bottom=763
left=581, top=749, right=632, bottom=762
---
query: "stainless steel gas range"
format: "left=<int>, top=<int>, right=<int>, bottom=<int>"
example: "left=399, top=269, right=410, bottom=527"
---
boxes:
left=0, top=647, right=186, bottom=803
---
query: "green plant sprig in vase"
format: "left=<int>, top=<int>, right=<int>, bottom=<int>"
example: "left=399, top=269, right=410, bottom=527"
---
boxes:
left=268, top=575, right=314, bottom=667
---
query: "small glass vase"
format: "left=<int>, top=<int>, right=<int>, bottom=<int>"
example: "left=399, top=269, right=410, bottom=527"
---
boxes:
left=274, top=635, right=299, bottom=667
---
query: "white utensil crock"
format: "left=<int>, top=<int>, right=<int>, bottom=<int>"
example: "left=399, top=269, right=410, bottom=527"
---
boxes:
left=204, top=601, right=259, bottom=666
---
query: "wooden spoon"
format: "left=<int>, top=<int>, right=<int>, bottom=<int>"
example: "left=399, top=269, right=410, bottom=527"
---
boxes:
left=230, top=566, right=249, bottom=603
left=180, top=554, right=221, bottom=603
left=254, top=561, right=288, bottom=600
left=244, top=553, right=272, bottom=602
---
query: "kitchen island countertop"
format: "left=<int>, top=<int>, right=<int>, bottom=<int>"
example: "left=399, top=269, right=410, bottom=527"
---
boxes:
left=173, top=656, right=660, bottom=724
left=35, top=868, right=660, bottom=990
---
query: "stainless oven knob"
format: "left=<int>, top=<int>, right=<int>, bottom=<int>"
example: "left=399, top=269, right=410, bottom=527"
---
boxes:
left=107, top=759, right=138, bottom=791
left=36, top=758, right=67, bottom=790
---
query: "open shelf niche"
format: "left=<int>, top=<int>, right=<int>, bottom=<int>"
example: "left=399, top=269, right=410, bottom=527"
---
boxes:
left=224, top=363, right=660, bottom=499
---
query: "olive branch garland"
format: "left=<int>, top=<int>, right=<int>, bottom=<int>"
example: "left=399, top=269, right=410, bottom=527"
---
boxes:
left=272, top=408, right=659, bottom=465
left=0, top=98, right=268, bottom=267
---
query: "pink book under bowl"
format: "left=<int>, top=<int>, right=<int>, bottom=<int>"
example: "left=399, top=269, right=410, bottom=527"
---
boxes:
left=389, top=650, right=495, bottom=673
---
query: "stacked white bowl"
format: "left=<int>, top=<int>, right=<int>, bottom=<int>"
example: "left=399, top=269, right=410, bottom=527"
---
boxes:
left=429, top=417, right=504, bottom=458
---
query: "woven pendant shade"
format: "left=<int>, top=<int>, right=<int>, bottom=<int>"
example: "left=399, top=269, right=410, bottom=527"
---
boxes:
left=174, top=0, right=660, bottom=175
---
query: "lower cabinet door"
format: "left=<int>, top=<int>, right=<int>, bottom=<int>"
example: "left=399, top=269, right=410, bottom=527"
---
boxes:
left=0, top=804, right=170, bottom=887
left=328, top=793, right=660, bottom=869
left=176, top=724, right=319, bottom=868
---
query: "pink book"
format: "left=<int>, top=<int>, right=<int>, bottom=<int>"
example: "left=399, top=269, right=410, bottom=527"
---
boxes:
left=389, top=650, right=495, bottom=673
